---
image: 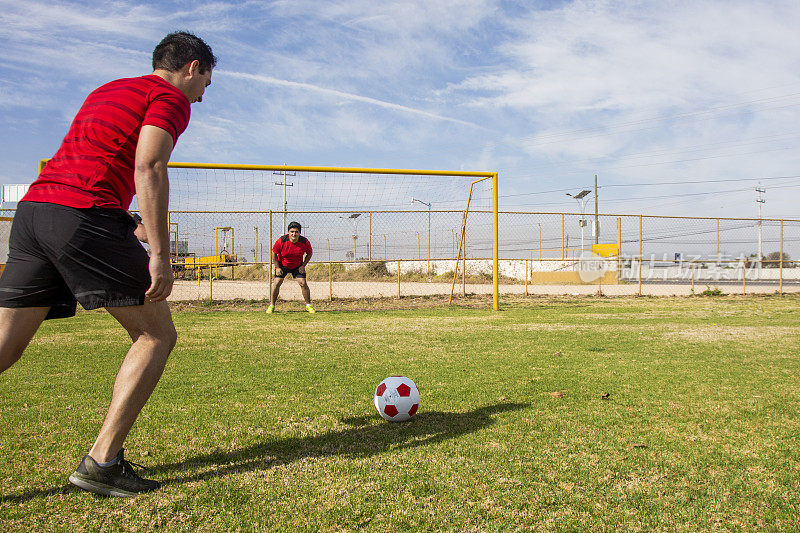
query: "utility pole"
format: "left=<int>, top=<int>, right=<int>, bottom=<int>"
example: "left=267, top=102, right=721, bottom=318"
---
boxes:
left=273, top=167, right=296, bottom=231
left=592, top=174, right=600, bottom=244
left=756, top=183, right=765, bottom=268
left=594, top=174, right=599, bottom=245
left=254, top=226, right=259, bottom=262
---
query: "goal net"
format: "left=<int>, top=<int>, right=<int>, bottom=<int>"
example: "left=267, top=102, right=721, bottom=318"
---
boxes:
left=138, top=163, right=498, bottom=307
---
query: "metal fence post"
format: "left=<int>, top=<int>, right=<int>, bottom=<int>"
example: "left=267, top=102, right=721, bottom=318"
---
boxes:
left=327, top=237, right=333, bottom=301
left=742, top=258, right=746, bottom=295
left=638, top=215, right=643, bottom=296
left=780, top=220, right=784, bottom=295
left=525, top=258, right=529, bottom=296
left=427, top=206, right=431, bottom=275
left=462, top=247, right=466, bottom=297
left=617, top=217, right=621, bottom=284
left=268, top=210, right=273, bottom=289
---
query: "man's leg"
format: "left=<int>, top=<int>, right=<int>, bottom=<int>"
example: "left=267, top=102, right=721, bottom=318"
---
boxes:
left=297, top=278, right=312, bottom=305
left=0, top=307, right=50, bottom=374
left=88, top=300, right=177, bottom=463
left=270, top=277, right=284, bottom=306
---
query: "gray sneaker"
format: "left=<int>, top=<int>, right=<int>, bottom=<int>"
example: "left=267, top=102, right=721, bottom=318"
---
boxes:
left=68, top=449, right=160, bottom=497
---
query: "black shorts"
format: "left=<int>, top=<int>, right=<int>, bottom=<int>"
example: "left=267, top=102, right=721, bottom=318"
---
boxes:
left=275, top=262, right=305, bottom=279
left=0, top=201, right=150, bottom=320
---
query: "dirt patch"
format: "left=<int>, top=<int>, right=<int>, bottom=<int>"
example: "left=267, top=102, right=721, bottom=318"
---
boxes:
left=663, top=325, right=799, bottom=343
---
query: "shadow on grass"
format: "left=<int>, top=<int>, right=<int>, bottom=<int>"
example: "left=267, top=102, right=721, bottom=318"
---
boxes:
left=0, top=484, right=83, bottom=504
left=156, top=401, right=528, bottom=487
left=0, top=402, right=527, bottom=502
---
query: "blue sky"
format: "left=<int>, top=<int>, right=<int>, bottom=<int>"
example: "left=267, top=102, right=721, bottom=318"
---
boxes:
left=1, top=0, right=799, bottom=218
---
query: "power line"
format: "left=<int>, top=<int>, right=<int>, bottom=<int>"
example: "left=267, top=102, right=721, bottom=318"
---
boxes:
left=498, top=174, right=800, bottom=200
left=600, top=187, right=752, bottom=204
left=599, top=174, right=800, bottom=188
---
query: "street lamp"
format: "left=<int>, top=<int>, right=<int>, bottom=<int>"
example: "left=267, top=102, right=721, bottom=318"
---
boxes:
left=411, top=197, right=431, bottom=274
left=339, top=213, right=362, bottom=260
left=566, top=190, right=592, bottom=252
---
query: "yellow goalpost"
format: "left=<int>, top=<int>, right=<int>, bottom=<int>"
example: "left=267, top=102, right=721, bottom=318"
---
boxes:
left=170, top=162, right=500, bottom=310
left=37, top=160, right=500, bottom=309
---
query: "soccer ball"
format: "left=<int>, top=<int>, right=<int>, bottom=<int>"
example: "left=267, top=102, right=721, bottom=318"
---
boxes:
left=374, top=376, right=420, bottom=422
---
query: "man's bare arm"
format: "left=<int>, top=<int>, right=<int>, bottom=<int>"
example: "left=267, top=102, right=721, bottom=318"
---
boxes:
left=134, top=125, right=175, bottom=301
left=272, top=250, right=283, bottom=275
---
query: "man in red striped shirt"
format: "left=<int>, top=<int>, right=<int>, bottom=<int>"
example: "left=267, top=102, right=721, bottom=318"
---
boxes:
left=0, top=32, right=216, bottom=496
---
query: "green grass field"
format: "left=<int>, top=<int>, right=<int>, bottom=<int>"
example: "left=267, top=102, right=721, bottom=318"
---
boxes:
left=1, top=295, right=799, bottom=531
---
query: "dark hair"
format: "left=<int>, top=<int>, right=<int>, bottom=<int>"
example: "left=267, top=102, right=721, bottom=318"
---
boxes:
left=288, top=221, right=302, bottom=232
left=152, top=32, right=217, bottom=73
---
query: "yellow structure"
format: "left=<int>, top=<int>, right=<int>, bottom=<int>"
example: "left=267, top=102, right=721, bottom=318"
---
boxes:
left=183, top=254, right=236, bottom=268
left=591, top=243, right=619, bottom=257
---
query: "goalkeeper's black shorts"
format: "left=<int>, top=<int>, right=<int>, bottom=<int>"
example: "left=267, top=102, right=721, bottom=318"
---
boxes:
left=275, top=261, right=306, bottom=279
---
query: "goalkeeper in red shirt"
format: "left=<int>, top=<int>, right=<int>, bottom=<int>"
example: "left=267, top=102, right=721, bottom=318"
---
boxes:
left=268, top=221, right=315, bottom=313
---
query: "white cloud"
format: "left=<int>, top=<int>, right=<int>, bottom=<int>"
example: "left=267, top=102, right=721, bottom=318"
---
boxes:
left=425, top=0, right=800, bottom=217
left=2, top=0, right=800, bottom=219
left=218, top=70, right=482, bottom=127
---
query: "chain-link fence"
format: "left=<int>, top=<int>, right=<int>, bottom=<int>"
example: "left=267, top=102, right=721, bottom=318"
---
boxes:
left=163, top=210, right=800, bottom=301
left=1, top=208, right=798, bottom=302
left=502, top=213, right=799, bottom=296
left=0, top=210, right=13, bottom=276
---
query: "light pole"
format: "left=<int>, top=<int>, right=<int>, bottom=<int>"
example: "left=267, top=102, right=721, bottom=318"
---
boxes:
left=538, top=223, right=542, bottom=260
left=339, top=213, right=362, bottom=260
left=274, top=167, right=296, bottom=231
left=254, top=226, right=259, bottom=262
left=566, top=190, right=592, bottom=253
left=411, top=197, right=431, bottom=274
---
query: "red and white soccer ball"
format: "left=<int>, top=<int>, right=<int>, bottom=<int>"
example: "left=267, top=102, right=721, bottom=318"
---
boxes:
left=374, top=376, right=420, bottom=422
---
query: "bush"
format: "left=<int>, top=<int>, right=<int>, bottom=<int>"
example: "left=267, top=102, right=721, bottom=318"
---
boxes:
left=306, top=261, right=391, bottom=282
left=699, top=285, right=724, bottom=297
left=764, top=252, right=794, bottom=268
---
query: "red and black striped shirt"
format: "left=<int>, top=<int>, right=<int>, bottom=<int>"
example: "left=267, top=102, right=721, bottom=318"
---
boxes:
left=24, top=74, right=190, bottom=210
